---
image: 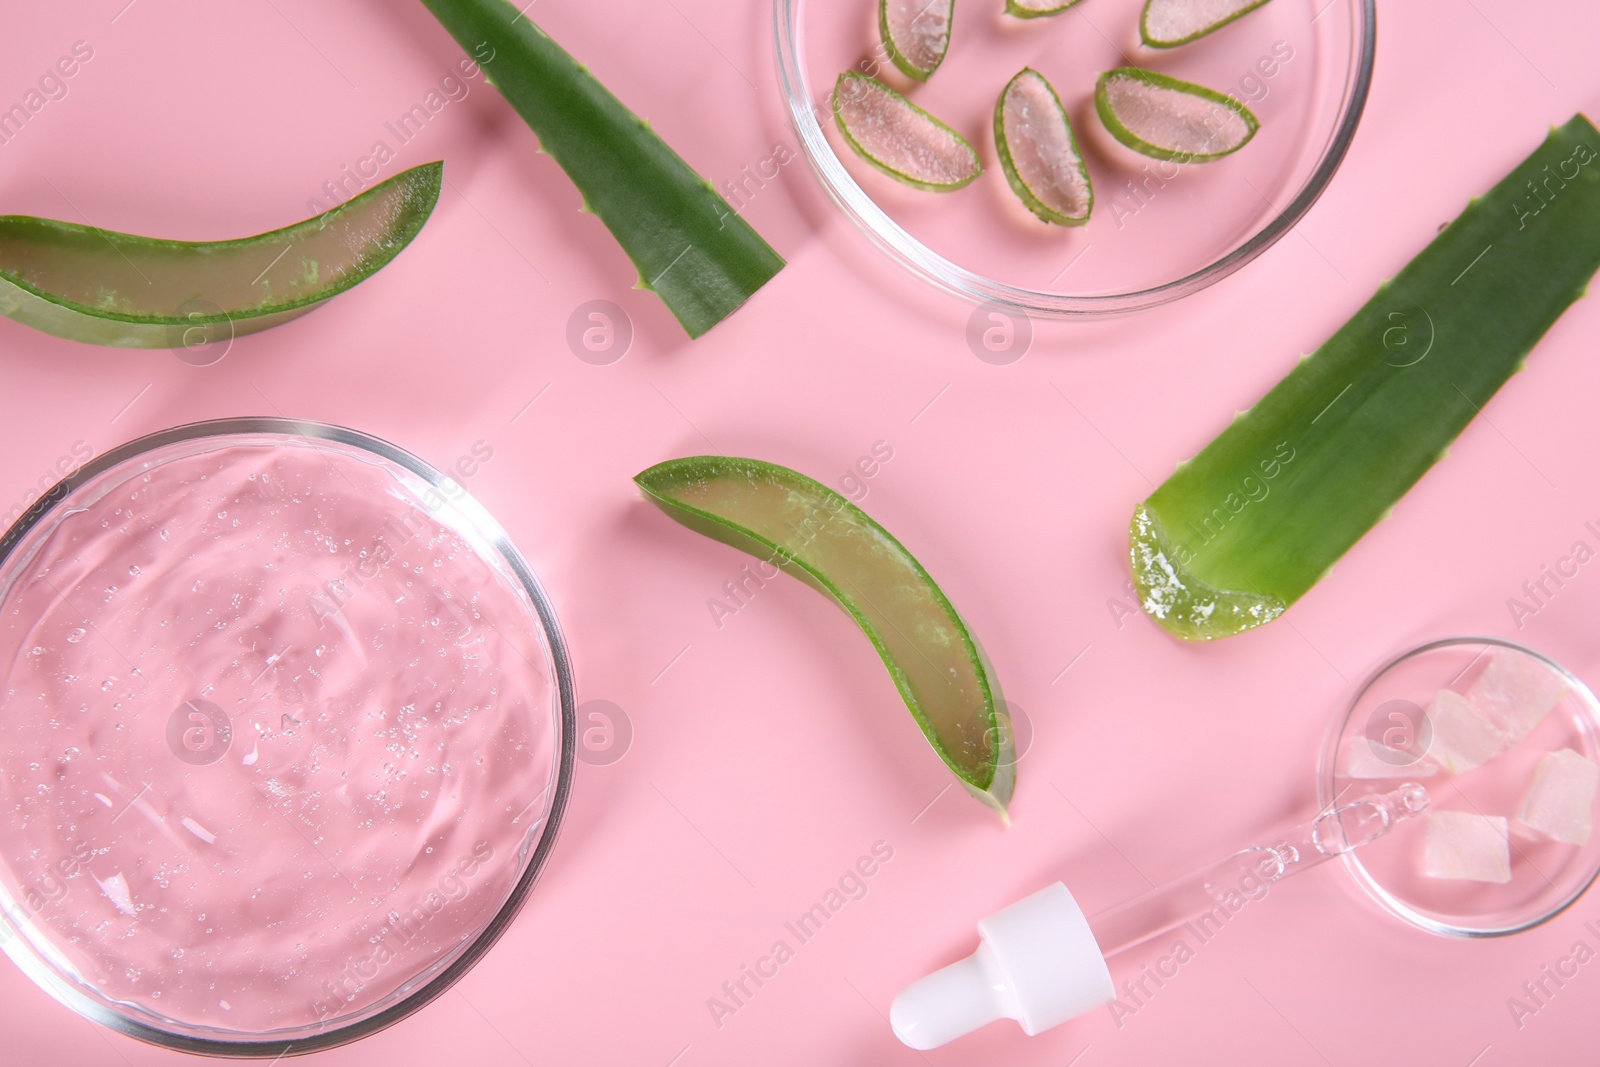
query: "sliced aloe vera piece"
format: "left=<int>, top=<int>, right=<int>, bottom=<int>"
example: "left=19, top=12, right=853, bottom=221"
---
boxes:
left=1140, top=0, right=1273, bottom=47
left=1095, top=68, right=1258, bottom=163
left=995, top=68, right=1093, bottom=226
left=1005, top=0, right=1087, bottom=19
left=834, top=73, right=982, bottom=192
left=0, top=162, right=440, bottom=348
left=635, top=456, right=1014, bottom=814
left=1131, top=115, right=1600, bottom=641
left=880, top=0, right=953, bottom=81
left=420, top=0, right=783, bottom=339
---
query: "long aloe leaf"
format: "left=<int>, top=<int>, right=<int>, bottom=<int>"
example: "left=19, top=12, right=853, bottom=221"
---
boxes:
left=419, top=0, right=784, bottom=338
left=0, top=162, right=441, bottom=347
left=1132, top=114, right=1600, bottom=640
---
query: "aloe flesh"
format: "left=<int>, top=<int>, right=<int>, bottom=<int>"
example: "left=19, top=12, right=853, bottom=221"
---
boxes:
left=636, top=456, right=1014, bottom=814
left=1005, top=0, right=1086, bottom=19
left=1131, top=114, right=1600, bottom=641
left=0, top=162, right=441, bottom=348
left=834, top=73, right=982, bottom=192
left=995, top=68, right=1093, bottom=225
left=1095, top=68, right=1258, bottom=163
left=880, top=0, right=953, bottom=81
left=1140, top=0, right=1273, bottom=47
left=420, top=0, right=784, bottom=339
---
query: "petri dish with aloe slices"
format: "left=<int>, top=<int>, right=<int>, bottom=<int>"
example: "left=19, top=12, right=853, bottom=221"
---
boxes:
left=775, top=0, right=1374, bottom=317
left=0, top=419, right=575, bottom=1056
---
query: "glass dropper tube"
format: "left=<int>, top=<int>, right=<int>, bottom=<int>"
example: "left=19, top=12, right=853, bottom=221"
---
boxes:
left=890, top=782, right=1433, bottom=1051
left=1086, top=782, right=1431, bottom=959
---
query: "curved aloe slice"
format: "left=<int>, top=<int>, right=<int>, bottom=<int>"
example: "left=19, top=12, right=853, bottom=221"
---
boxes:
left=0, top=162, right=440, bottom=348
left=1140, top=0, right=1273, bottom=47
left=421, top=0, right=784, bottom=339
left=880, top=0, right=953, bottom=81
left=1095, top=68, right=1258, bottom=163
left=636, top=456, right=1014, bottom=814
left=1005, top=0, right=1086, bottom=19
left=834, top=73, right=981, bottom=192
left=995, top=68, right=1093, bottom=226
left=1131, top=115, right=1600, bottom=641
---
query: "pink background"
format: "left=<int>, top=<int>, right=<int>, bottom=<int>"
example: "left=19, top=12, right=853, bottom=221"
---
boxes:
left=2, top=1, right=1599, bottom=1064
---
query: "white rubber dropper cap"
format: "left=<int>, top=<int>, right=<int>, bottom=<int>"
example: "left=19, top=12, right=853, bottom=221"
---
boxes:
left=890, top=883, right=1113, bottom=1050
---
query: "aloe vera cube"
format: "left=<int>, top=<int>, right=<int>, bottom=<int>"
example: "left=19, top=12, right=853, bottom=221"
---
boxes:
left=0, top=162, right=441, bottom=348
left=636, top=456, right=1014, bottom=814
left=1131, top=115, right=1600, bottom=640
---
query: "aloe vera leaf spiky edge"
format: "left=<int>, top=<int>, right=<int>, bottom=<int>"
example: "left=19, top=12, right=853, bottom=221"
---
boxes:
left=1131, top=115, right=1600, bottom=641
left=0, top=162, right=441, bottom=348
left=636, top=456, right=1014, bottom=814
left=420, top=0, right=783, bottom=339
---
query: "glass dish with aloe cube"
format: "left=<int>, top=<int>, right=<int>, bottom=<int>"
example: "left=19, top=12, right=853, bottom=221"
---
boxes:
left=774, top=0, right=1374, bottom=318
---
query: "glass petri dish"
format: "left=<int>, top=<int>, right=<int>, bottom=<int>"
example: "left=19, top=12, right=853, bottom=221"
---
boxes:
left=775, top=0, right=1375, bottom=317
left=0, top=418, right=575, bottom=1056
left=1320, top=638, right=1600, bottom=938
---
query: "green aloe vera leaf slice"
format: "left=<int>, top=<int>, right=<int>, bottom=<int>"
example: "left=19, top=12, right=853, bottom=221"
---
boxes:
left=834, top=73, right=982, bottom=192
left=994, top=68, right=1093, bottom=226
left=880, top=0, right=954, bottom=81
left=420, top=0, right=784, bottom=339
left=1004, top=0, right=1087, bottom=20
left=1094, top=68, right=1258, bottom=163
left=635, top=456, right=1015, bottom=814
left=0, top=162, right=441, bottom=348
left=1140, top=0, right=1273, bottom=47
left=1131, top=114, right=1600, bottom=641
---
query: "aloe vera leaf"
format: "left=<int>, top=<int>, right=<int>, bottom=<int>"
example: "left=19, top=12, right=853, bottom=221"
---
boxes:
left=636, top=456, right=1014, bottom=815
left=0, top=162, right=441, bottom=348
left=1095, top=68, right=1258, bottom=163
left=834, top=73, right=982, bottom=192
left=419, top=0, right=784, bottom=339
left=880, top=0, right=953, bottom=81
left=1140, top=0, right=1273, bottom=48
left=995, top=68, right=1093, bottom=225
left=1131, top=114, right=1600, bottom=641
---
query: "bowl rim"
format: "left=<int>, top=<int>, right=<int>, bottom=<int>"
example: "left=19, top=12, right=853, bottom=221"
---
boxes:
left=1317, top=636, right=1600, bottom=940
left=0, top=417, right=578, bottom=1058
left=773, top=0, right=1378, bottom=319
